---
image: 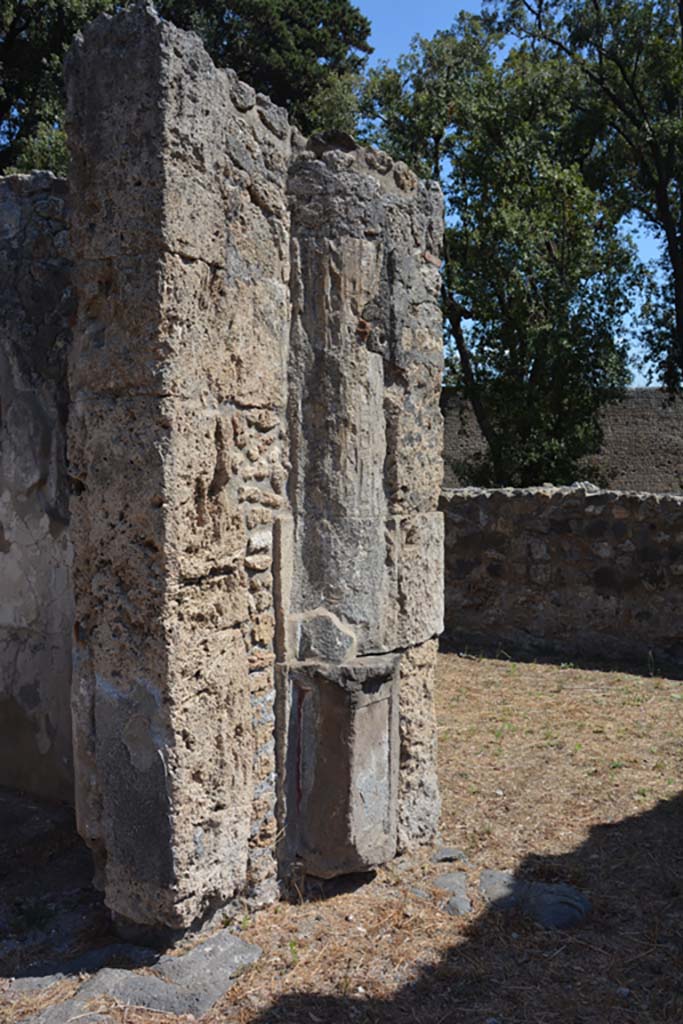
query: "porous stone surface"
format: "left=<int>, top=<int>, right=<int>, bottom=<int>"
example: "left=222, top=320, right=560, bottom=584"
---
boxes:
left=397, top=639, right=441, bottom=851
left=442, top=386, right=683, bottom=493
left=279, top=136, right=444, bottom=876
left=0, top=173, right=74, bottom=801
left=443, top=484, right=683, bottom=670
left=65, top=2, right=291, bottom=928
left=44, top=0, right=445, bottom=931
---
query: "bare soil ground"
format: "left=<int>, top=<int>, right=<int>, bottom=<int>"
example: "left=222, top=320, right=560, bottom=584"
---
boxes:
left=4, top=652, right=683, bottom=1024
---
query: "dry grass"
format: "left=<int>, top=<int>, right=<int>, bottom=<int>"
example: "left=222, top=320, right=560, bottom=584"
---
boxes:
left=4, top=652, right=683, bottom=1024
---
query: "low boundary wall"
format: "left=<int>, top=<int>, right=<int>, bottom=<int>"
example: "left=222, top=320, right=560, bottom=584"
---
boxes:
left=442, top=485, right=683, bottom=672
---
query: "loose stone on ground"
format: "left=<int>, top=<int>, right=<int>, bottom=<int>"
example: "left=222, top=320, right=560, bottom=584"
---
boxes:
left=431, top=870, right=472, bottom=915
left=21, top=929, right=262, bottom=1022
left=431, top=846, right=471, bottom=865
left=479, top=869, right=591, bottom=929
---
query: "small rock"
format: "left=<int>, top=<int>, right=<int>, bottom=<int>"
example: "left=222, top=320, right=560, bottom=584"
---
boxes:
left=443, top=894, right=472, bottom=916
left=479, top=869, right=517, bottom=906
left=155, top=929, right=261, bottom=1014
left=616, top=986, right=631, bottom=999
left=432, top=871, right=468, bottom=898
left=231, top=80, right=255, bottom=111
left=525, top=882, right=591, bottom=930
left=431, top=846, right=470, bottom=865
left=479, top=869, right=591, bottom=930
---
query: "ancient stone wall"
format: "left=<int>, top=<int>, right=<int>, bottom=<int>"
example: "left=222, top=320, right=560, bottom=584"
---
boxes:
left=280, top=141, right=444, bottom=872
left=442, top=387, right=683, bottom=493
left=0, top=173, right=74, bottom=802
left=61, top=2, right=444, bottom=935
left=442, top=485, right=683, bottom=671
left=65, top=4, right=293, bottom=930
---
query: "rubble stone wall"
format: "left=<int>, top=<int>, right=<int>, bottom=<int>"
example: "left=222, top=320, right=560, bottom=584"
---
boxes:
left=442, top=485, right=683, bottom=671
left=0, top=173, right=74, bottom=802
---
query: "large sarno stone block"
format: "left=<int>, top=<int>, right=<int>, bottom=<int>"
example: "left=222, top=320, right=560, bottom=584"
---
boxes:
left=285, top=658, right=400, bottom=878
left=66, top=3, right=290, bottom=932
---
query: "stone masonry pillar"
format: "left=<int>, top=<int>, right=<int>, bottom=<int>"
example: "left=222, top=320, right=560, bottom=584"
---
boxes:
left=65, top=4, right=291, bottom=931
left=279, top=140, right=444, bottom=875
left=64, top=2, right=444, bottom=932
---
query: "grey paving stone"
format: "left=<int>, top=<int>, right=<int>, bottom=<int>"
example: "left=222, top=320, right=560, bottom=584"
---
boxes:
left=431, top=846, right=470, bottom=865
left=479, top=869, right=591, bottom=929
left=10, top=942, right=156, bottom=993
left=479, top=869, right=517, bottom=907
left=524, top=882, right=592, bottom=929
left=156, top=929, right=262, bottom=1014
left=24, top=929, right=262, bottom=1020
left=9, top=974, right=66, bottom=994
left=26, top=995, right=111, bottom=1024
left=432, top=870, right=469, bottom=897
left=443, top=894, right=472, bottom=916
left=77, top=967, right=202, bottom=1016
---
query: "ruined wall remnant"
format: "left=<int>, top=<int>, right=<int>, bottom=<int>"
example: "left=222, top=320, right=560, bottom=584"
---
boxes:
left=62, top=2, right=444, bottom=933
left=65, top=4, right=291, bottom=930
left=281, top=142, right=444, bottom=874
left=0, top=173, right=74, bottom=802
left=443, top=485, right=683, bottom=670
left=442, top=387, right=683, bottom=493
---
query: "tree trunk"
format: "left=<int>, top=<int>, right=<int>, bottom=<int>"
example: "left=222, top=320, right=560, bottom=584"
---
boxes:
left=443, top=287, right=503, bottom=481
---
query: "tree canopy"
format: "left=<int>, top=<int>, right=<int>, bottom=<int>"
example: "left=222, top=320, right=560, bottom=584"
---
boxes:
left=489, top=0, right=683, bottom=389
left=361, top=15, right=638, bottom=486
left=0, top=0, right=372, bottom=173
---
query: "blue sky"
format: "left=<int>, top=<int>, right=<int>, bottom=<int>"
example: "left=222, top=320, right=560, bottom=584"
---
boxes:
left=359, top=0, right=481, bottom=64
left=357, top=0, right=658, bottom=384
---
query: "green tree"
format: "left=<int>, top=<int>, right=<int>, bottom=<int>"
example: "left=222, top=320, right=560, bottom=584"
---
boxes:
left=158, top=0, right=371, bottom=133
left=361, top=16, right=638, bottom=486
left=0, top=0, right=372, bottom=174
left=490, top=0, right=683, bottom=390
left=0, top=0, right=115, bottom=173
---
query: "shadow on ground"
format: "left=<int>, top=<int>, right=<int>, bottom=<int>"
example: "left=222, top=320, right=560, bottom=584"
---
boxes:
left=248, top=793, right=683, bottom=1024
left=0, top=787, right=117, bottom=980
left=440, top=634, right=683, bottom=681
